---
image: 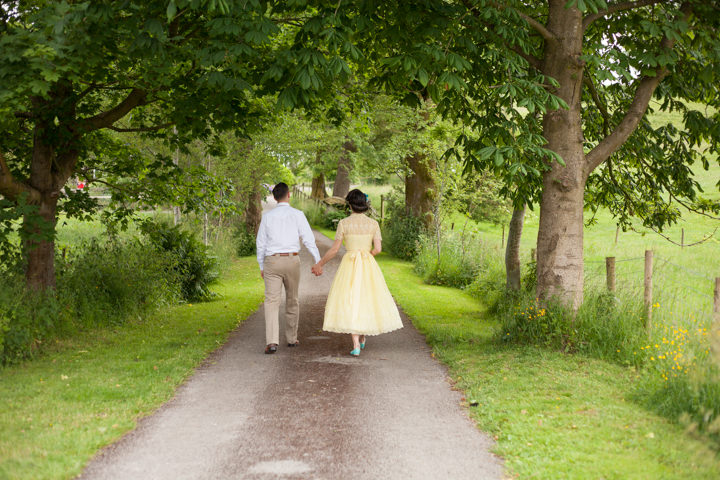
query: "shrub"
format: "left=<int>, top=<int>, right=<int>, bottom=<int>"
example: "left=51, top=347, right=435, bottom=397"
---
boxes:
left=57, top=238, right=180, bottom=328
left=414, top=233, right=484, bottom=288
left=233, top=223, right=256, bottom=257
left=141, top=221, right=218, bottom=302
left=323, top=208, right=348, bottom=231
left=497, top=294, right=575, bottom=350
left=496, top=287, right=649, bottom=364
left=383, top=211, right=423, bottom=260
left=464, top=254, right=506, bottom=314
left=0, top=237, right=181, bottom=364
left=0, top=281, right=60, bottom=365
left=522, top=258, right=537, bottom=292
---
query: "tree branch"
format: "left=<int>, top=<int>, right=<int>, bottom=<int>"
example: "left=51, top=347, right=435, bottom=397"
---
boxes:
left=78, top=88, right=147, bottom=132
left=584, top=0, right=666, bottom=30
left=510, top=44, right=542, bottom=70
left=82, top=176, right=132, bottom=195
left=583, top=75, right=610, bottom=136
left=635, top=154, right=720, bottom=221
left=631, top=223, right=718, bottom=247
left=584, top=3, right=692, bottom=174
left=487, top=1, right=557, bottom=44
left=107, top=122, right=174, bottom=133
left=0, top=151, right=42, bottom=204
left=75, top=82, right=125, bottom=103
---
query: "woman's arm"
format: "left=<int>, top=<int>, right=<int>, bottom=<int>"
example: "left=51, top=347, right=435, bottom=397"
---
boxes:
left=312, top=236, right=342, bottom=275
left=371, top=237, right=381, bottom=256
left=319, top=237, right=342, bottom=266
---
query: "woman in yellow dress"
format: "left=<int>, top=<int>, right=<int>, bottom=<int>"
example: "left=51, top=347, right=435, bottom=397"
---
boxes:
left=312, top=189, right=403, bottom=356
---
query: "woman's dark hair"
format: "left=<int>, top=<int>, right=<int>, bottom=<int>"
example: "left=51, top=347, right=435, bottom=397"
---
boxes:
left=272, top=182, right=289, bottom=201
left=346, top=189, right=369, bottom=213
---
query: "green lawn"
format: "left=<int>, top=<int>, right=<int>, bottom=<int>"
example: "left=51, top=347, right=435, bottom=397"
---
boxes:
left=376, top=254, right=720, bottom=479
left=0, top=258, right=264, bottom=480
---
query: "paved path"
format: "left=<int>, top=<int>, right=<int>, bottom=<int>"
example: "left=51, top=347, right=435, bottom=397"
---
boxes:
left=79, top=228, right=503, bottom=480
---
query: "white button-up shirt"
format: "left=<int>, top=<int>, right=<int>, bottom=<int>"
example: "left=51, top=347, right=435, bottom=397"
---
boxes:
left=256, top=202, right=321, bottom=271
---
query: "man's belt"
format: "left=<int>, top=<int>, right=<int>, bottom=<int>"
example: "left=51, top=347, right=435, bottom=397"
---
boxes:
left=271, top=252, right=298, bottom=256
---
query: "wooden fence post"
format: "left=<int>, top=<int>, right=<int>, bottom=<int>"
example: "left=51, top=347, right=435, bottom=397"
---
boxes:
left=606, top=257, right=616, bottom=292
left=681, top=228, right=685, bottom=249
left=644, top=250, right=654, bottom=332
left=615, top=225, right=620, bottom=245
left=380, top=194, right=384, bottom=221
left=531, top=248, right=537, bottom=263
left=501, top=224, right=505, bottom=249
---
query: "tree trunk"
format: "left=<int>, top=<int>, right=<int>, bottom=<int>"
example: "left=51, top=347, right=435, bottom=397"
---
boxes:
left=535, top=2, right=586, bottom=309
left=24, top=195, right=58, bottom=290
left=332, top=139, right=356, bottom=198
left=245, top=186, right=263, bottom=234
left=505, top=205, right=526, bottom=291
left=311, top=173, right=328, bottom=200
left=24, top=133, right=61, bottom=291
left=405, top=153, right=436, bottom=227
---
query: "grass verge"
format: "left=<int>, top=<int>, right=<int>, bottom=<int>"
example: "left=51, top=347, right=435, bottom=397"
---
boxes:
left=376, top=254, right=720, bottom=479
left=0, top=257, right=264, bottom=480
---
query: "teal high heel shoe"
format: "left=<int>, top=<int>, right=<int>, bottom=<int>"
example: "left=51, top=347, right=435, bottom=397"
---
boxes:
left=350, top=348, right=361, bottom=356
left=360, top=336, right=366, bottom=350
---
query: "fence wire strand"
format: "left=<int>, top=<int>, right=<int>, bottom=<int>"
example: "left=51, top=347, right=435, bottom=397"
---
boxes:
left=581, top=253, right=715, bottom=315
left=655, top=254, right=714, bottom=282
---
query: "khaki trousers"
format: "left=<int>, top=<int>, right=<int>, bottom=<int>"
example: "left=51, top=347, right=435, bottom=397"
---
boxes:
left=263, top=255, right=301, bottom=345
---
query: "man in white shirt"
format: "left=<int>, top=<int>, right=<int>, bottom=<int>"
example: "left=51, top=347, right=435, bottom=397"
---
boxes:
left=256, top=182, right=321, bottom=354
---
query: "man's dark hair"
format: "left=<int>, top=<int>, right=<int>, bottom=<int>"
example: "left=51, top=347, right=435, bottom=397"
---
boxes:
left=346, top=189, right=369, bottom=213
left=272, top=182, right=290, bottom=201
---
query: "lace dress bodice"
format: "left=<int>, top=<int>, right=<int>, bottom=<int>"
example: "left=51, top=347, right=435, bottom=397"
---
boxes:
left=335, top=214, right=381, bottom=252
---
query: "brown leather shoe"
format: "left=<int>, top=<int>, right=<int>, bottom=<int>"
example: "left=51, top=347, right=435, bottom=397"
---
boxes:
left=264, top=344, right=278, bottom=354
left=287, top=341, right=300, bottom=347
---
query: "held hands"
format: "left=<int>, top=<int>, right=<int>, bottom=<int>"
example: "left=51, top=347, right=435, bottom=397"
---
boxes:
left=311, top=263, right=323, bottom=276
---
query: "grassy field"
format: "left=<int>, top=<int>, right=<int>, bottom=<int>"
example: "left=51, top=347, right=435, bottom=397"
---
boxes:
left=460, top=164, right=719, bottom=329
left=0, top=258, right=264, bottom=480
left=376, top=254, right=720, bottom=479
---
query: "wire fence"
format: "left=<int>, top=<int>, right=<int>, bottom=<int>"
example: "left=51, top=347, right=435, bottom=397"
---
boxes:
left=582, top=250, right=719, bottom=329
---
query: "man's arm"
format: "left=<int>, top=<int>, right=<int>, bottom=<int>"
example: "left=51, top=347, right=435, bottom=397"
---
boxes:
left=256, top=216, right=268, bottom=276
left=298, top=212, right=321, bottom=264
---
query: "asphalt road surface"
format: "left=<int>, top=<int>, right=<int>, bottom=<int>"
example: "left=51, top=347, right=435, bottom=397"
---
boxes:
left=79, top=224, right=503, bottom=480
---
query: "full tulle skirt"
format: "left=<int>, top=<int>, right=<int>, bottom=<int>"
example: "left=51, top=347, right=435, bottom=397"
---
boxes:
left=323, top=250, right=403, bottom=335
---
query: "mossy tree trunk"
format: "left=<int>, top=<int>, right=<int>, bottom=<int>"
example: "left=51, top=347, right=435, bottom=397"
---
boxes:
left=505, top=205, right=526, bottom=291
left=311, top=173, right=328, bottom=200
left=405, top=153, right=436, bottom=228
left=332, top=139, right=355, bottom=198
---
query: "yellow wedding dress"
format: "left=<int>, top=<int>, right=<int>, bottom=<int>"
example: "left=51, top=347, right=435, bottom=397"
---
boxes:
left=323, top=213, right=403, bottom=335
